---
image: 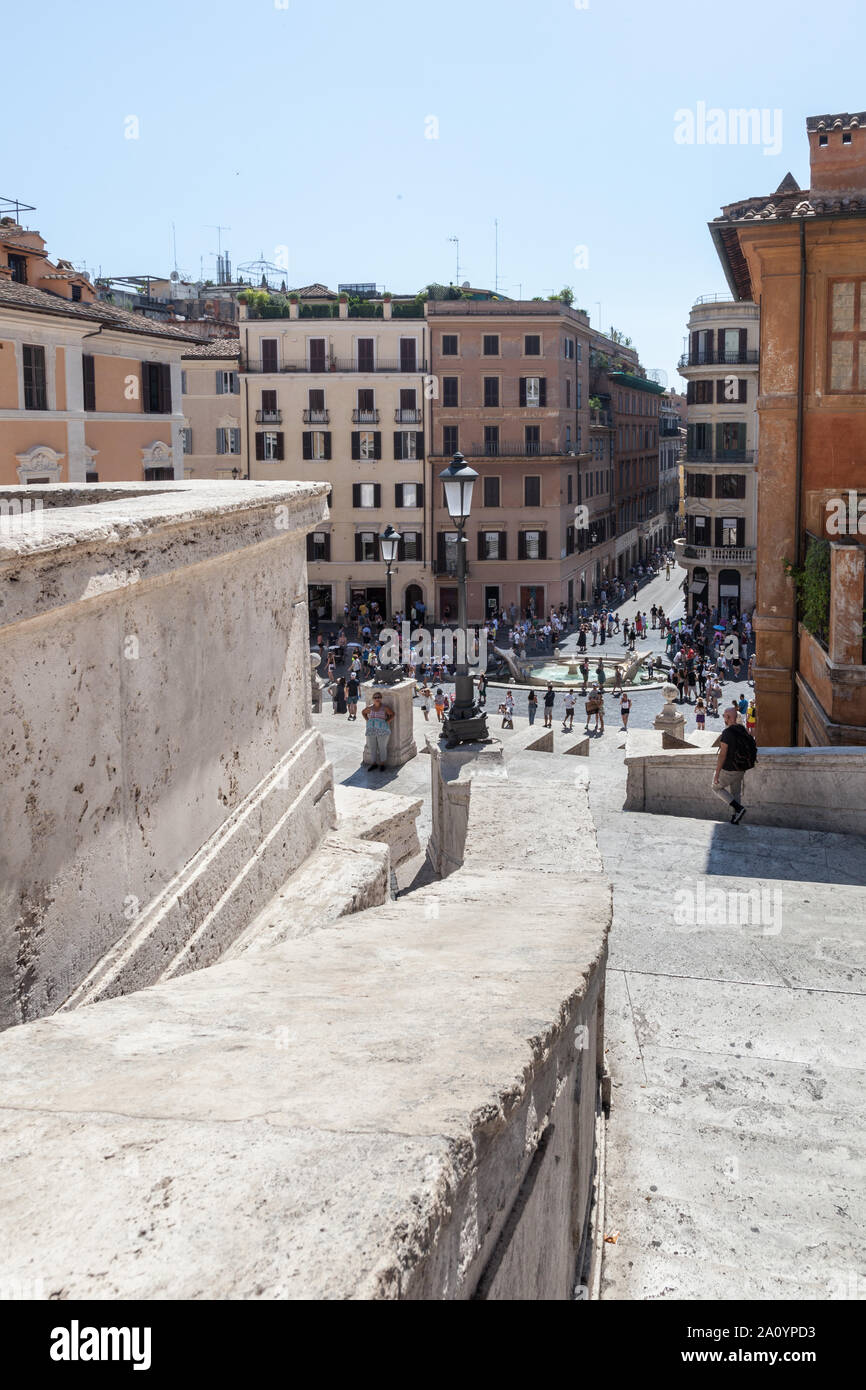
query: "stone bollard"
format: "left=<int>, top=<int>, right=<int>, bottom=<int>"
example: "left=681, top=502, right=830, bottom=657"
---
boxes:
left=653, top=682, right=686, bottom=743
left=360, top=677, right=418, bottom=769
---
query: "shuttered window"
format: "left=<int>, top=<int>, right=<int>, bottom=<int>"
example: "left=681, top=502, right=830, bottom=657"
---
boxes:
left=142, top=362, right=171, bottom=414
left=22, top=345, right=47, bottom=410
left=82, top=354, right=96, bottom=411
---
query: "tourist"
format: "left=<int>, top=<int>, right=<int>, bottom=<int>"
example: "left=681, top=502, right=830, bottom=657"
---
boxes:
left=477, top=671, right=488, bottom=706
left=331, top=675, right=347, bottom=715
left=711, top=707, right=756, bottom=824
left=665, top=563, right=671, bottom=580
left=595, top=659, right=606, bottom=688
left=747, top=652, right=756, bottom=685
left=746, top=700, right=757, bottom=736
left=434, top=688, right=446, bottom=722
left=580, top=657, right=590, bottom=692
left=562, top=689, right=576, bottom=731
left=612, top=665, right=624, bottom=696
left=651, top=604, right=658, bottom=630
left=361, top=690, right=394, bottom=772
left=543, top=683, right=556, bottom=728
left=620, top=691, right=632, bottom=731
left=737, top=692, right=749, bottom=718
left=346, top=674, right=360, bottom=721
left=418, top=684, right=432, bottom=721
left=500, top=691, right=515, bottom=729
left=695, top=698, right=706, bottom=732
left=527, top=689, right=538, bottom=726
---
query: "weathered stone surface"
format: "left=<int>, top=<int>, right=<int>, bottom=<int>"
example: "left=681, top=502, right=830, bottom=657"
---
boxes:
left=360, top=678, right=417, bottom=769
left=0, top=880, right=610, bottom=1300
left=334, top=784, right=422, bottom=867
left=221, top=832, right=391, bottom=958
left=0, top=482, right=333, bottom=1030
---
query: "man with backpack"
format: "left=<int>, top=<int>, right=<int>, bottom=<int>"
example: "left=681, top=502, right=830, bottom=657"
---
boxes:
left=712, top=707, right=757, bottom=824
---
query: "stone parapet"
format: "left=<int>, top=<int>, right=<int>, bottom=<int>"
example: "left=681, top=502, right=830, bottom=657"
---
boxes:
left=624, top=731, right=866, bottom=835
left=0, top=481, right=332, bottom=1030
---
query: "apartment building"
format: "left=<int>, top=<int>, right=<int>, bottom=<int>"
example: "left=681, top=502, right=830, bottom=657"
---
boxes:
left=0, top=215, right=196, bottom=484
left=710, top=111, right=866, bottom=746
left=180, top=339, right=244, bottom=479
left=428, top=299, right=594, bottom=622
left=674, top=296, right=760, bottom=618
left=239, top=288, right=429, bottom=622
left=658, top=392, right=683, bottom=545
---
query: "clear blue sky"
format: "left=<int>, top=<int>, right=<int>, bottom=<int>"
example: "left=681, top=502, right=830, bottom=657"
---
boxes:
left=3, top=0, right=863, bottom=384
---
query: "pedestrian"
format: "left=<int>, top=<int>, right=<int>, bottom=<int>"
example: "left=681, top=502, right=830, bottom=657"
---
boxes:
left=477, top=671, right=488, bottom=706
left=500, top=691, right=515, bottom=728
left=738, top=692, right=749, bottom=718
left=562, top=689, right=576, bottom=731
left=746, top=700, right=757, bottom=736
left=599, top=622, right=606, bottom=647
left=711, top=706, right=757, bottom=824
left=434, top=688, right=446, bottom=722
left=361, top=690, right=394, bottom=771
left=620, top=691, right=631, bottom=731
left=346, top=674, right=360, bottom=720
left=612, top=665, right=624, bottom=696
left=331, top=675, right=347, bottom=714
left=419, top=683, right=432, bottom=721
left=527, top=689, right=538, bottom=726
left=580, top=657, right=590, bottom=692
left=543, top=683, right=556, bottom=727
left=695, top=698, right=706, bottom=732
left=651, top=604, right=658, bottom=630
left=665, top=564, right=670, bottom=580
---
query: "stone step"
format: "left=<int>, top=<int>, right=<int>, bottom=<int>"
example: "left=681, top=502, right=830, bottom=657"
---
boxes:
left=221, top=833, right=390, bottom=959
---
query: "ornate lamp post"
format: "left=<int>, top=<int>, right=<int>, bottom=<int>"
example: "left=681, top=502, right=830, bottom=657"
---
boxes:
left=372, top=524, right=403, bottom=684
left=438, top=452, right=489, bottom=747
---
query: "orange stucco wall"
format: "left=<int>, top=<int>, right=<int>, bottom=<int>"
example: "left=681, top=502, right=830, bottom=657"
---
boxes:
left=84, top=421, right=173, bottom=481
left=55, top=347, right=66, bottom=411
left=0, top=421, right=69, bottom=484
left=0, top=339, right=18, bottom=408
left=93, top=354, right=146, bottom=413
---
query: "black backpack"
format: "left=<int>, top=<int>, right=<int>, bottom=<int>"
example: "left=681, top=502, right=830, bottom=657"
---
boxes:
left=730, top=727, right=758, bottom=771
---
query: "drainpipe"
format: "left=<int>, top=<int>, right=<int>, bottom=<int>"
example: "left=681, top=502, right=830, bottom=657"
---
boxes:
left=791, top=219, right=807, bottom=745
left=244, top=372, right=251, bottom=480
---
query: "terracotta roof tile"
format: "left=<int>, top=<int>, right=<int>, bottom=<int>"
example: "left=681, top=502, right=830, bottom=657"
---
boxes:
left=0, top=279, right=201, bottom=341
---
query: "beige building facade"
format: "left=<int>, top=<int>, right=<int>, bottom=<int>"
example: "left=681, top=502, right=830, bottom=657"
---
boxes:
left=180, top=340, right=244, bottom=480
left=674, top=296, right=760, bottom=618
left=240, top=296, right=430, bottom=622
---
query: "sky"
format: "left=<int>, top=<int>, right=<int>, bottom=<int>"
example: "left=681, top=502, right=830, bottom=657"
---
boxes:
left=3, top=0, right=864, bottom=385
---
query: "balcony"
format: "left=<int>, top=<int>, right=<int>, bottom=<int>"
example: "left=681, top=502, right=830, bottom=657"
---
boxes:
left=394, top=408, right=422, bottom=423
left=351, top=409, right=379, bottom=423
left=659, top=424, right=680, bottom=437
left=244, top=358, right=427, bottom=374
left=255, top=409, right=282, bottom=424
left=675, top=539, right=755, bottom=564
left=678, top=349, right=759, bottom=368
left=460, top=440, right=562, bottom=458
left=303, top=409, right=330, bottom=424
left=590, top=409, right=613, bottom=428
left=684, top=449, right=755, bottom=465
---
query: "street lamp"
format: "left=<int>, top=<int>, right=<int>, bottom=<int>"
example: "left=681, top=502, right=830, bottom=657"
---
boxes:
left=372, top=523, right=403, bottom=684
left=438, top=452, right=489, bottom=747
left=379, top=524, right=400, bottom=624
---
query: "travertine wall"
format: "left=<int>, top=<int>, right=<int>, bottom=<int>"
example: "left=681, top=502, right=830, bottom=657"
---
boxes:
left=0, top=481, right=333, bottom=1029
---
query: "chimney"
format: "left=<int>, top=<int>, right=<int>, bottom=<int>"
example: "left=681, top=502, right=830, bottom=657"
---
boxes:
left=807, top=112, right=866, bottom=197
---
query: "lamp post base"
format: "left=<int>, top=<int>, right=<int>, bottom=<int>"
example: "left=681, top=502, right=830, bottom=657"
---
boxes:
left=441, top=673, right=490, bottom=748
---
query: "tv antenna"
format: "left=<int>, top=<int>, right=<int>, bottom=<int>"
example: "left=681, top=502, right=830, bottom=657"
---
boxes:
left=448, top=235, right=461, bottom=285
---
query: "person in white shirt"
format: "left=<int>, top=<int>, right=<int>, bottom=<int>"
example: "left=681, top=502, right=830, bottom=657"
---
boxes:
left=562, top=689, right=576, bottom=730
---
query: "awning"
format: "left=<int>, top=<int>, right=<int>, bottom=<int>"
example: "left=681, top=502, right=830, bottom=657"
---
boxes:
left=690, top=580, right=708, bottom=593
